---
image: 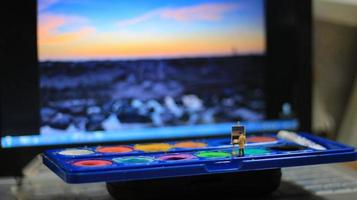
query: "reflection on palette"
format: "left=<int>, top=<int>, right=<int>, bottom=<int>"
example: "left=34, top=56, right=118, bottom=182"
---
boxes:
left=43, top=133, right=357, bottom=183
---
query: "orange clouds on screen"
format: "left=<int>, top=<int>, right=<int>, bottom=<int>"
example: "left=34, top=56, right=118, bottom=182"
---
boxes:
left=38, top=14, right=95, bottom=45
left=161, top=3, right=239, bottom=22
left=39, top=29, right=263, bottom=60
left=117, top=3, right=239, bottom=28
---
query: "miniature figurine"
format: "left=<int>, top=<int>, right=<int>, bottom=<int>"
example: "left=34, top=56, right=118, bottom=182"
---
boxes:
left=231, top=122, right=246, bottom=156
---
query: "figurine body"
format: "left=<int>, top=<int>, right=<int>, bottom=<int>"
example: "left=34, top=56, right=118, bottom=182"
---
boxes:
left=237, top=132, right=246, bottom=156
left=231, top=122, right=246, bottom=156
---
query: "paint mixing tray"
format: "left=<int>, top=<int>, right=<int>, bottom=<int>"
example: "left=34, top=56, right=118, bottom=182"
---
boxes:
left=43, top=133, right=357, bottom=183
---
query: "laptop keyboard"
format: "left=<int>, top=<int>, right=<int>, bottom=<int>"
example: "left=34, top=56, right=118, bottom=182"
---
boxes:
left=283, top=164, right=357, bottom=195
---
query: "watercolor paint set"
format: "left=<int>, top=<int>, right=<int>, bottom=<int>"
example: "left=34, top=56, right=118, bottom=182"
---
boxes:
left=43, top=132, right=357, bottom=183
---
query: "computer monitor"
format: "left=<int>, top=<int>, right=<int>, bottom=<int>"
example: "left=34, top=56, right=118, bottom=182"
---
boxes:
left=1, top=0, right=311, bottom=176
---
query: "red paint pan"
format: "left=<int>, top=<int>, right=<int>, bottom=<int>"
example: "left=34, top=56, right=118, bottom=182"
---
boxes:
left=97, top=145, right=133, bottom=153
left=73, top=160, right=112, bottom=167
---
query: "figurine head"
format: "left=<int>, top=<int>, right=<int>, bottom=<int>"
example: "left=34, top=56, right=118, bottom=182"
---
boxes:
left=232, top=125, right=244, bottom=136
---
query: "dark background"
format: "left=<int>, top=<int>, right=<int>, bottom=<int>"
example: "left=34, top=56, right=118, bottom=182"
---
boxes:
left=0, top=0, right=312, bottom=177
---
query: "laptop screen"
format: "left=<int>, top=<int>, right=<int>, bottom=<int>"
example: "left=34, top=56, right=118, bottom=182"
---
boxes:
left=2, top=0, right=298, bottom=148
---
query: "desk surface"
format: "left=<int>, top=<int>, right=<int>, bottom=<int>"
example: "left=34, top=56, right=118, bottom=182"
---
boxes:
left=1, top=162, right=357, bottom=200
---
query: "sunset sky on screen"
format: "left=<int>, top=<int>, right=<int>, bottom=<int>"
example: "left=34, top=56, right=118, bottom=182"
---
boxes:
left=38, top=0, right=265, bottom=60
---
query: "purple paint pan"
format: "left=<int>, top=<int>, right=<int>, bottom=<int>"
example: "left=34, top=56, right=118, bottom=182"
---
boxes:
left=158, top=153, right=197, bottom=161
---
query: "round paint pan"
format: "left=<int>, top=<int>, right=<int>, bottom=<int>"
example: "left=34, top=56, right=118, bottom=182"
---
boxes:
left=159, top=153, right=196, bottom=161
left=247, top=136, right=277, bottom=143
left=58, top=149, right=94, bottom=156
left=73, top=159, right=112, bottom=167
left=134, top=143, right=172, bottom=152
left=174, top=141, right=207, bottom=148
left=195, top=151, right=231, bottom=159
left=113, top=156, right=154, bottom=165
left=97, top=145, right=133, bottom=153
left=245, top=148, right=269, bottom=155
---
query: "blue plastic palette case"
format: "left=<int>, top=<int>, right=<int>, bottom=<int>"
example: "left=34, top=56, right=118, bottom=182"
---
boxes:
left=43, top=132, right=357, bottom=183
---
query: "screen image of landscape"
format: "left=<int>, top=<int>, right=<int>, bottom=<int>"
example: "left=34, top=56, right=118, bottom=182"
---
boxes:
left=38, top=0, right=266, bottom=138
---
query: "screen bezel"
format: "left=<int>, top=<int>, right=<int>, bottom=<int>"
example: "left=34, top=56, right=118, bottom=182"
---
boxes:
left=0, top=0, right=312, bottom=176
